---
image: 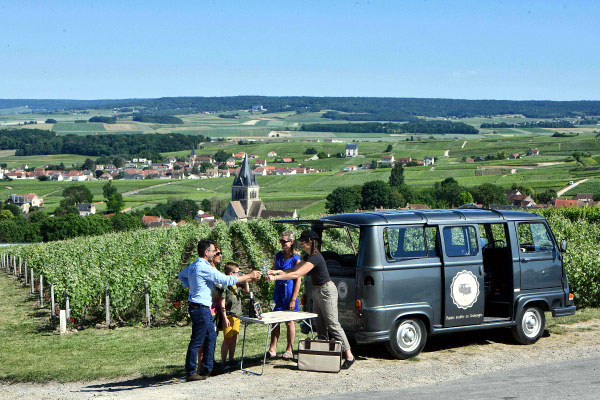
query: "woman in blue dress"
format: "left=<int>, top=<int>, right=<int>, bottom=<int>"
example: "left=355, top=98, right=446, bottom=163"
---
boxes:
left=267, top=231, right=301, bottom=359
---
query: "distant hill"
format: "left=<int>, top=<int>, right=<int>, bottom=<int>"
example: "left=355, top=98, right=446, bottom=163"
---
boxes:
left=1, top=96, right=600, bottom=119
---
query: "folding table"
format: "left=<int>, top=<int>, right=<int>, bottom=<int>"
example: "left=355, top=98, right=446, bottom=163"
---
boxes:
left=238, top=311, right=318, bottom=375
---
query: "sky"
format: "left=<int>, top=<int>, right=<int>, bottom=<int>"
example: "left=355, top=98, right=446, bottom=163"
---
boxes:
left=1, top=0, right=599, bottom=101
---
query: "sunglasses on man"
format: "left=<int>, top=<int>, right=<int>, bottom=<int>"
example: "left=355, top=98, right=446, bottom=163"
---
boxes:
left=279, top=239, right=291, bottom=244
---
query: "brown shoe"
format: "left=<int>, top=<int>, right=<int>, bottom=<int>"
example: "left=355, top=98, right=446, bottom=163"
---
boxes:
left=186, top=373, right=208, bottom=382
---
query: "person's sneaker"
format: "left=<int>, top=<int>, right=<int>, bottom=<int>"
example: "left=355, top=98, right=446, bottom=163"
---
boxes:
left=341, top=358, right=355, bottom=370
left=186, top=373, right=208, bottom=382
left=220, top=363, right=231, bottom=372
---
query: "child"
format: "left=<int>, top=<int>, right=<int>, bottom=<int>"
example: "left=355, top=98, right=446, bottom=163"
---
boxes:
left=220, top=262, right=250, bottom=370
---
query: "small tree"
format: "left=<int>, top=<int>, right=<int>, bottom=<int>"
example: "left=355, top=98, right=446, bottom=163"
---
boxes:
left=361, top=181, right=394, bottom=210
left=389, top=163, right=405, bottom=188
left=201, top=199, right=212, bottom=213
left=325, top=186, right=362, bottom=214
left=456, top=191, right=474, bottom=206
left=103, top=182, right=124, bottom=213
left=61, top=184, right=93, bottom=206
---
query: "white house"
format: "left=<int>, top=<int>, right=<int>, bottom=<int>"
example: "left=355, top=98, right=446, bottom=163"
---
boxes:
left=77, top=203, right=96, bottom=216
left=379, top=154, right=395, bottom=164
left=345, top=144, right=358, bottom=157
left=424, top=156, right=435, bottom=166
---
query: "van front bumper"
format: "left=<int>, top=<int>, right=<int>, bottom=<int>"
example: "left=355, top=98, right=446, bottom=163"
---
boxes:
left=352, top=330, right=390, bottom=344
left=552, top=306, right=576, bottom=317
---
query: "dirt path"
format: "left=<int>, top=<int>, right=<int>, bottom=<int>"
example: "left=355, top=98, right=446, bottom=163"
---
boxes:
left=556, top=178, right=588, bottom=196
left=2, top=319, right=599, bottom=399
left=122, top=182, right=173, bottom=195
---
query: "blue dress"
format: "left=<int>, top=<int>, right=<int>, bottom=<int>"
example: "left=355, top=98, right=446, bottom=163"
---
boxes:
left=273, top=251, right=300, bottom=311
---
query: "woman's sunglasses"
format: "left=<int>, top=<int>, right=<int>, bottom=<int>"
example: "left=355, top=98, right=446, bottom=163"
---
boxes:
left=215, top=251, right=222, bottom=256
left=279, top=239, right=291, bottom=244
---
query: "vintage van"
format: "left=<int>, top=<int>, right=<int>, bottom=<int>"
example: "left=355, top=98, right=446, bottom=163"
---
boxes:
left=285, top=209, right=576, bottom=359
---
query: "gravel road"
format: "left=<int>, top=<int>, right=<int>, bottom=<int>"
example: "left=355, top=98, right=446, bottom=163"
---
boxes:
left=1, top=319, right=599, bottom=399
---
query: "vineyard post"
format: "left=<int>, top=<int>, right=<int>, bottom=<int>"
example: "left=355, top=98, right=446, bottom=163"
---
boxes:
left=144, top=283, right=151, bottom=325
left=13, top=256, right=17, bottom=276
left=105, top=286, right=110, bottom=327
left=30, top=269, right=34, bottom=294
left=19, top=257, right=22, bottom=277
left=50, top=284, right=56, bottom=318
left=65, top=292, right=70, bottom=321
left=24, top=263, right=28, bottom=285
left=39, top=275, right=44, bottom=306
left=59, top=310, right=67, bottom=334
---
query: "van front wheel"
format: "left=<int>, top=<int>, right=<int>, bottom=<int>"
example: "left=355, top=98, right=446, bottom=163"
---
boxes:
left=511, top=306, right=545, bottom=345
left=386, top=318, right=427, bottom=359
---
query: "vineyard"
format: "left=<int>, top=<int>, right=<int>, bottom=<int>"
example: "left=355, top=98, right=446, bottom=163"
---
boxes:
left=2, top=209, right=599, bottom=327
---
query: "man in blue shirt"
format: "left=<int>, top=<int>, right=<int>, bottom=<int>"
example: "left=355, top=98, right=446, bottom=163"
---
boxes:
left=179, top=239, right=261, bottom=381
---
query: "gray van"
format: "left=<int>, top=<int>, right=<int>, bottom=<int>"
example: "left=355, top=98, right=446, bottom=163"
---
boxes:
left=284, top=209, right=576, bottom=359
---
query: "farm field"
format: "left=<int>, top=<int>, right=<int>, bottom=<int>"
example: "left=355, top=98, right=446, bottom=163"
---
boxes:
left=2, top=108, right=600, bottom=213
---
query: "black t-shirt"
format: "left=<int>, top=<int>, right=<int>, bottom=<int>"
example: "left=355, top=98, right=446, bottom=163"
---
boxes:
left=305, top=252, right=330, bottom=286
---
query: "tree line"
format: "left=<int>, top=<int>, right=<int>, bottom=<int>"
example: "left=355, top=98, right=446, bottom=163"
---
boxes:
left=0, top=129, right=206, bottom=157
left=132, top=115, right=184, bottom=124
left=325, top=164, right=509, bottom=213
left=301, top=120, right=479, bottom=134
left=480, top=121, right=576, bottom=129
left=3, top=97, right=600, bottom=119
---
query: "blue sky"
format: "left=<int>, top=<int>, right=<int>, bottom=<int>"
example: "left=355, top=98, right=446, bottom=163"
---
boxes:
left=1, top=0, right=598, bottom=100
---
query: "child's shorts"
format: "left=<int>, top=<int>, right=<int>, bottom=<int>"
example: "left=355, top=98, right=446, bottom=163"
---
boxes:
left=223, top=315, right=240, bottom=339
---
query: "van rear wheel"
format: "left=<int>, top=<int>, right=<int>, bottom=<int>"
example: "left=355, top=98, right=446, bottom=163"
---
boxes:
left=511, top=306, right=545, bottom=345
left=386, top=318, right=427, bottom=359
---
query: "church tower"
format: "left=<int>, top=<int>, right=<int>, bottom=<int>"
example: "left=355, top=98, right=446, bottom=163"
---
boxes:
left=232, top=154, right=259, bottom=214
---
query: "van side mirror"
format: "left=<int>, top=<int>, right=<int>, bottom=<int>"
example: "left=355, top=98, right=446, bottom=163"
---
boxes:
left=559, top=239, right=567, bottom=253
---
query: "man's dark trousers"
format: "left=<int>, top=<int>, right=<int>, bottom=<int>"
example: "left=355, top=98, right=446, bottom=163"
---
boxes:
left=185, top=305, right=216, bottom=376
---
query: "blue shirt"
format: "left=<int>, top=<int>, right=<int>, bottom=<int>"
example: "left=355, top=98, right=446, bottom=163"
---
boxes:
left=178, top=257, right=238, bottom=307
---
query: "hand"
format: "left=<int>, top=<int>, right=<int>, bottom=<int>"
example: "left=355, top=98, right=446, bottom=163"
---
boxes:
left=266, top=274, right=276, bottom=282
left=289, top=300, right=296, bottom=310
left=223, top=315, right=231, bottom=328
left=250, top=270, right=261, bottom=281
left=267, top=269, right=282, bottom=276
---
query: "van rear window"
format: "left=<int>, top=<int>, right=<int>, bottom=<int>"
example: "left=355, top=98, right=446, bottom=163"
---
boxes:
left=384, top=226, right=439, bottom=260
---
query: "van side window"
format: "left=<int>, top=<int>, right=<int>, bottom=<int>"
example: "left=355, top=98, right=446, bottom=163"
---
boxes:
left=517, top=223, right=554, bottom=253
left=443, top=226, right=478, bottom=257
left=385, top=226, right=430, bottom=260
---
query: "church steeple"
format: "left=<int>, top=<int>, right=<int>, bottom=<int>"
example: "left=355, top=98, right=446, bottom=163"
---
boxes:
left=233, top=154, right=258, bottom=187
left=232, top=154, right=259, bottom=213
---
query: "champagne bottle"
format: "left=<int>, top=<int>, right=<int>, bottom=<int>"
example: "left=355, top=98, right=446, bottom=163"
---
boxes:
left=248, top=291, right=256, bottom=318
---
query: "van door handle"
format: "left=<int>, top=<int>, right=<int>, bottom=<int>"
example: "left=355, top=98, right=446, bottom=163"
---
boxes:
left=479, top=266, right=483, bottom=276
left=520, top=257, right=531, bottom=263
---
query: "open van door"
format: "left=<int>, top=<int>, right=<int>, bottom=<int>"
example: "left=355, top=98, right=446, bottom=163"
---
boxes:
left=439, top=225, right=485, bottom=327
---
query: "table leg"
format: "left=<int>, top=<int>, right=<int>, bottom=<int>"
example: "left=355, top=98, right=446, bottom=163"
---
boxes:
left=241, top=323, right=274, bottom=376
left=240, top=322, right=248, bottom=371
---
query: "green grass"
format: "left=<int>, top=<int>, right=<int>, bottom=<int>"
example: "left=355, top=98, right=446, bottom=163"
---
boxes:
left=0, top=273, right=298, bottom=382
left=52, top=122, right=107, bottom=134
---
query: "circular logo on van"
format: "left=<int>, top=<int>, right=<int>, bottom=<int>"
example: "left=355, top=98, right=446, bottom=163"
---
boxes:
left=337, top=281, right=348, bottom=299
left=450, top=270, right=480, bottom=310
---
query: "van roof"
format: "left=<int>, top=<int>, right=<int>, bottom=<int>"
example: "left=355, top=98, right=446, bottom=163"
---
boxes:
left=313, top=209, right=545, bottom=227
